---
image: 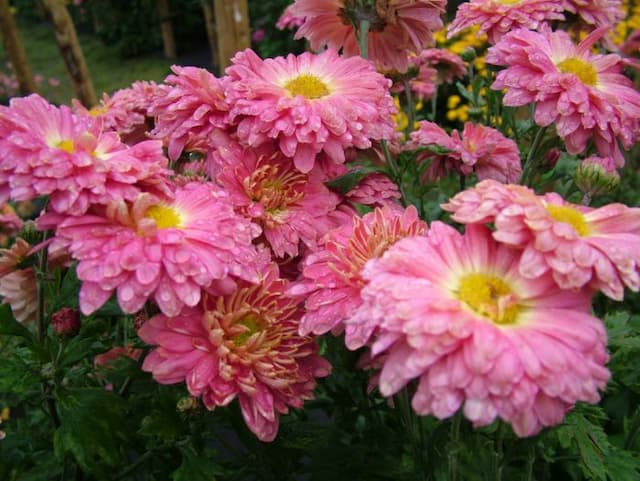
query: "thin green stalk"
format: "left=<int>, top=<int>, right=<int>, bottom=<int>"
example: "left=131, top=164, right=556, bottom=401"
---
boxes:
left=448, top=413, right=461, bottom=481
left=36, top=231, right=50, bottom=344
left=430, top=86, right=438, bottom=121
left=521, top=126, right=548, bottom=186
left=625, top=408, right=640, bottom=449
left=525, top=443, right=536, bottom=481
left=403, top=78, right=416, bottom=136
left=359, top=18, right=370, bottom=59
left=381, top=139, right=399, bottom=180
left=397, top=388, right=426, bottom=481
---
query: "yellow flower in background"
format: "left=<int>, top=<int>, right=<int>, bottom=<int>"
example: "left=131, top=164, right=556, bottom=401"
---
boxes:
left=1, top=407, right=9, bottom=421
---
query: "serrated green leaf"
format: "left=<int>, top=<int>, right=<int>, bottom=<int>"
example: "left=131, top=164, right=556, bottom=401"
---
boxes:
left=172, top=446, right=222, bottom=481
left=0, top=304, right=34, bottom=343
left=53, top=388, right=129, bottom=472
left=604, top=447, right=640, bottom=481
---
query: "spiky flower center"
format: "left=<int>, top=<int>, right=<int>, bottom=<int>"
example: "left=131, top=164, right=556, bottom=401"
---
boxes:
left=232, top=314, right=264, bottom=346
left=145, top=205, right=183, bottom=229
left=546, top=204, right=590, bottom=237
left=284, top=74, right=330, bottom=99
left=556, top=57, right=598, bottom=86
left=457, top=273, right=520, bottom=325
left=245, top=162, right=306, bottom=223
left=56, top=139, right=75, bottom=153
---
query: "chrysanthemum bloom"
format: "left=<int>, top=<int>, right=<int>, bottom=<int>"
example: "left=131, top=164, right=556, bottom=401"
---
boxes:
left=408, top=121, right=521, bottom=183
left=276, top=4, right=305, bottom=30
left=0, top=266, right=37, bottom=324
left=417, top=48, right=467, bottom=84
left=442, top=179, right=640, bottom=300
left=0, top=95, right=171, bottom=215
left=226, top=48, right=396, bottom=173
left=74, top=81, right=161, bottom=142
left=149, top=66, right=230, bottom=161
left=448, top=0, right=565, bottom=44
left=348, top=222, right=609, bottom=437
left=289, top=205, right=427, bottom=336
left=486, top=28, right=640, bottom=166
left=562, top=0, right=624, bottom=29
left=139, top=267, right=332, bottom=442
left=55, top=183, right=263, bottom=316
left=345, top=173, right=402, bottom=208
left=214, top=141, right=340, bottom=258
left=290, top=0, right=446, bottom=72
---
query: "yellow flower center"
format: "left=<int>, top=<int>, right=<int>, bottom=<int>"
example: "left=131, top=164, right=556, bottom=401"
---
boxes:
left=284, top=74, right=330, bottom=99
left=556, top=57, right=598, bottom=86
left=498, top=0, right=522, bottom=4
left=457, top=273, right=520, bottom=325
left=89, top=105, right=109, bottom=117
left=145, top=205, right=183, bottom=229
left=546, top=204, right=590, bottom=237
left=232, top=314, right=263, bottom=346
left=56, top=139, right=75, bottom=153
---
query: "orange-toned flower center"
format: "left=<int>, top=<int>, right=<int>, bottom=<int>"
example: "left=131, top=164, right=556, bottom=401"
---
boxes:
left=457, top=273, right=520, bottom=325
left=546, top=204, right=590, bottom=237
left=246, top=163, right=306, bottom=222
left=556, top=57, right=598, bottom=86
left=145, top=205, right=183, bottom=229
left=284, top=74, right=330, bottom=99
left=56, top=139, right=75, bottom=153
left=232, top=314, right=264, bottom=346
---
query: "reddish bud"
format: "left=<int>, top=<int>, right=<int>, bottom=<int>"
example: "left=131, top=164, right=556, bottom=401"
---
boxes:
left=51, top=307, right=80, bottom=337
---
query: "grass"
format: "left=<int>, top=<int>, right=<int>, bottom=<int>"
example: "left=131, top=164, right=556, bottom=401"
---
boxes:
left=1, top=18, right=175, bottom=105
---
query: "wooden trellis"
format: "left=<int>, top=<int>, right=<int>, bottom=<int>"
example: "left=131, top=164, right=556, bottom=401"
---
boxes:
left=212, top=0, right=250, bottom=73
left=0, top=0, right=38, bottom=95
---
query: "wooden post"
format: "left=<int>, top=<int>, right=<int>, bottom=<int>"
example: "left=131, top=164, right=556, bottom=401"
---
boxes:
left=0, top=0, right=39, bottom=95
left=41, top=0, right=97, bottom=107
left=202, top=0, right=218, bottom=70
left=213, top=0, right=250, bottom=73
left=158, top=0, right=177, bottom=60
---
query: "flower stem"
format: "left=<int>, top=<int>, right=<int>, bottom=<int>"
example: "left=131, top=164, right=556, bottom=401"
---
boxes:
left=403, top=78, right=416, bottom=136
left=521, top=126, right=548, bottom=186
left=359, top=18, right=370, bottom=60
left=397, top=388, right=427, bottom=480
left=448, top=413, right=461, bottom=481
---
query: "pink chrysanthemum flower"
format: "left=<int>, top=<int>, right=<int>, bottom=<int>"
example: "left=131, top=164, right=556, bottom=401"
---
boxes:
left=417, top=48, right=467, bottom=84
left=408, top=121, right=521, bottom=183
left=226, top=48, right=396, bottom=173
left=0, top=267, right=37, bottom=324
left=442, top=179, right=640, bottom=300
left=149, top=66, right=230, bottom=161
left=0, top=95, right=171, bottom=215
left=486, top=28, right=640, bottom=166
left=213, top=141, right=340, bottom=258
left=139, top=267, right=331, bottom=442
left=448, top=0, right=565, bottom=44
left=290, top=0, right=446, bottom=72
left=345, top=173, right=402, bottom=208
left=74, top=81, right=160, bottom=140
left=55, top=183, right=263, bottom=316
left=276, top=4, right=305, bottom=30
left=288, top=205, right=427, bottom=336
left=348, top=222, right=609, bottom=437
left=562, top=0, right=624, bottom=29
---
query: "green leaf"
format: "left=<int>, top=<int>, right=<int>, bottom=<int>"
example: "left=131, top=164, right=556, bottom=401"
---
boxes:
left=0, top=304, right=34, bottom=344
left=557, top=408, right=610, bottom=481
left=172, top=446, right=222, bottom=481
left=53, top=388, right=129, bottom=473
left=604, top=447, right=640, bottom=481
left=325, top=166, right=384, bottom=195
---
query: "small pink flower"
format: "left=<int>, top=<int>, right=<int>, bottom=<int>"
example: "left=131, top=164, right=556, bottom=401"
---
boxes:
left=443, top=179, right=640, bottom=300
left=486, top=27, right=640, bottom=166
left=226, top=48, right=396, bottom=173
left=417, top=48, right=467, bottom=84
left=562, top=0, right=624, bottom=29
left=288, top=205, right=427, bottom=336
left=276, top=4, right=305, bottom=30
left=345, top=173, right=402, bottom=209
left=139, top=266, right=331, bottom=442
left=55, top=183, right=263, bottom=316
left=150, top=66, right=230, bottom=161
left=408, top=121, right=521, bottom=183
left=290, top=0, right=447, bottom=73
left=349, top=222, right=609, bottom=437
left=448, top=0, right=565, bottom=44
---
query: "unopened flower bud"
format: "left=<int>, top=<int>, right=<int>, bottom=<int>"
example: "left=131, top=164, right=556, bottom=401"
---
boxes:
left=460, top=47, right=477, bottom=63
left=177, top=396, right=201, bottom=414
left=575, top=156, right=620, bottom=199
left=51, top=307, right=80, bottom=337
left=544, top=148, right=561, bottom=168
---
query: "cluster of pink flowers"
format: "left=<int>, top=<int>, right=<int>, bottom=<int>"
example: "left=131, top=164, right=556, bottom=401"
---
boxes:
left=1, top=0, right=639, bottom=444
